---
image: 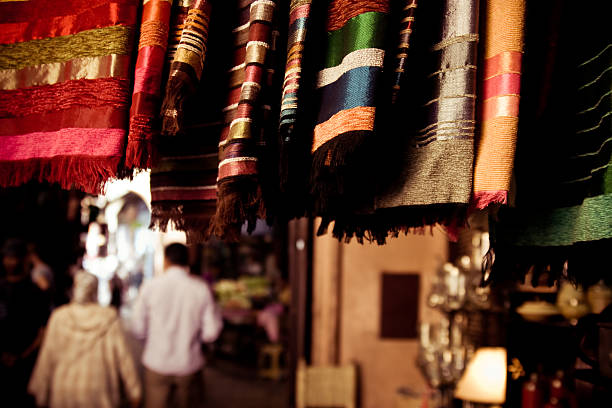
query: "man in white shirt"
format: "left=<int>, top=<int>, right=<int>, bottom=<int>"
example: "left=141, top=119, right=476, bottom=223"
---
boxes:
left=132, top=243, right=223, bottom=408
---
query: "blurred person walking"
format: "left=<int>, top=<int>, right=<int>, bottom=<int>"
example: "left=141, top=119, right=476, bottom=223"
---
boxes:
left=132, top=243, right=223, bottom=408
left=28, top=271, right=142, bottom=408
left=0, top=239, right=49, bottom=407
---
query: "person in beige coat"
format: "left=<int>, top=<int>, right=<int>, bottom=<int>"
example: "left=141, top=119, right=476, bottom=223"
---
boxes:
left=28, top=272, right=142, bottom=408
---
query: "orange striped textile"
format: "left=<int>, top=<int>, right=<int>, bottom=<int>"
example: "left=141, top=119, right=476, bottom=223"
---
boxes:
left=472, top=0, right=525, bottom=209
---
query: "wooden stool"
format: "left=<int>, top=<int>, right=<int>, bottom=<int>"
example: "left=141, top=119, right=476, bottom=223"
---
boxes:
left=258, top=343, right=285, bottom=380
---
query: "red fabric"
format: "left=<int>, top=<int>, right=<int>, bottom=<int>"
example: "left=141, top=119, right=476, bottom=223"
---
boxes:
left=218, top=160, right=258, bottom=179
left=483, top=51, right=522, bottom=79
left=0, top=78, right=129, bottom=118
left=0, top=0, right=137, bottom=44
left=0, top=128, right=125, bottom=160
left=0, top=0, right=137, bottom=193
left=0, top=155, right=123, bottom=192
left=471, top=190, right=508, bottom=210
left=0, top=107, right=127, bottom=136
left=290, top=4, right=311, bottom=21
left=125, top=0, right=173, bottom=170
left=133, top=47, right=166, bottom=95
left=141, top=0, right=172, bottom=23
left=482, top=72, right=521, bottom=100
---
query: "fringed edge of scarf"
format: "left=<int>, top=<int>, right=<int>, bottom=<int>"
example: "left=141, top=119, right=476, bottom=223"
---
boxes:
left=471, top=190, right=508, bottom=210
left=482, top=238, right=612, bottom=287
left=160, top=73, right=194, bottom=136
left=317, top=204, right=468, bottom=245
left=208, top=176, right=266, bottom=242
left=125, top=114, right=156, bottom=170
left=150, top=201, right=215, bottom=244
left=0, top=156, right=121, bottom=194
left=310, top=130, right=375, bottom=216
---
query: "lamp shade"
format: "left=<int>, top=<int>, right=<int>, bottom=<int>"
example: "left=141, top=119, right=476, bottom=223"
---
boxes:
left=455, top=347, right=507, bottom=404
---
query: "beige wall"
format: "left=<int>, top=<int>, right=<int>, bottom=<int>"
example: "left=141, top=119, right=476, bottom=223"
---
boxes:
left=312, top=221, right=448, bottom=408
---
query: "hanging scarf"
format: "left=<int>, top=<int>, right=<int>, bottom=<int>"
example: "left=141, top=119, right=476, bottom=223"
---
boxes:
left=209, top=0, right=278, bottom=240
left=278, top=0, right=311, bottom=195
left=278, top=0, right=327, bottom=219
left=472, top=0, right=525, bottom=209
left=310, top=0, right=391, bottom=240
left=313, top=0, right=477, bottom=243
left=125, top=0, right=173, bottom=170
left=161, top=0, right=212, bottom=135
left=150, top=0, right=218, bottom=243
left=488, top=0, right=612, bottom=285
left=0, top=0, right=138, bottom=193
left=373, top=0, right=479, bottom=236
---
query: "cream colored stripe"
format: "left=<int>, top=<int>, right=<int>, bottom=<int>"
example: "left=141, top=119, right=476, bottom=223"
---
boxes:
left=0, top=54, right=129, bottom=90
left=219, top=156, right=258, bottom=168
left=317, top=48, right=384, bottom=88
left=233, top=22, right=250, bottom=33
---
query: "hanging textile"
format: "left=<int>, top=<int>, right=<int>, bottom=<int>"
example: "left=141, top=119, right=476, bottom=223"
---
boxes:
left=209, top=0, right=278, bottom=240
left=488, top=0, right=612, bottom=285
left=373, top=0, right=479, bottom=238
left=151, top=0, right=282, bottom=242
left=150, top=0, right=220, bottom=243
left=312, top=0, right=478, bottom=243
left=309, top=0, right=392, bottom=241
left=125, top=0, right=173, bottom=170
left=278, top=0, right=326, bottom=219
left=161, top=0, right=212, bottom=136
left=472, top=0, right=525, bottom=209
left=0, top=0, right=138, bottom=193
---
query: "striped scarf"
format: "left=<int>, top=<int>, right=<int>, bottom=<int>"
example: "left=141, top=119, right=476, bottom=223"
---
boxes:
left=161, top=0, right=211, bottom=136
left=209, top=0, right=278, bottom=240
left=472, top=0, right=525, bottom=209
left=488, top=0, right=612, bottom=285
left=150, top=0, right=221, bottom=243
left=311, top=0, right=479, bottom=243
left=151, top=0, right=281, bottom=242
left=0, top=0, right=138, bottom=194
left=310, top=0, right=391, bottom=240
left=126, top=0, right=173, bottom=170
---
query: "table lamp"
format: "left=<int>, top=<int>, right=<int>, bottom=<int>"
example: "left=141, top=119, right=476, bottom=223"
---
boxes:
left=454, top=347, right=507, bottom=408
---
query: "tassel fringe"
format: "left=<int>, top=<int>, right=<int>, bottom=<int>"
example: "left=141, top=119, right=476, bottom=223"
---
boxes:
left=471, top=190, right=508, bottom=210
left=208, top=176, right=266, bottom=242
left=0, top=156, right=121, bottom=194
left=126, top=114, right=157, bottom=170
left=160, top=73, right=194, bottom=136
left=150, top=201, right=216, bottom=244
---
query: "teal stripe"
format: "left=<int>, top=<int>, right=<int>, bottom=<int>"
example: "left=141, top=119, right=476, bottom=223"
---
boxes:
left=502, top=193, right=612, bottom=247
left=325, top=12, right=387, bottom=69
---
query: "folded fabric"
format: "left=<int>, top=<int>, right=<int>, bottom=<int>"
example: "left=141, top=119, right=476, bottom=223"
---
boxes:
left=489, top=0, right=612, bottom=285
left=0, top=0, right=138, bottom=193
left=472, top=0, right=525, bottom=209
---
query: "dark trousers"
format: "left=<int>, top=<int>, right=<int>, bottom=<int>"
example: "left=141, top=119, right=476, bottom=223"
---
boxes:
left=144, top=367, right=203, bottom=408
